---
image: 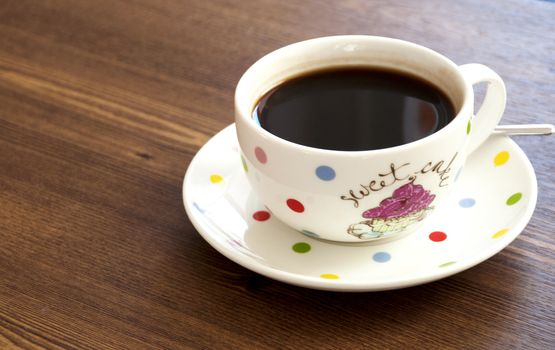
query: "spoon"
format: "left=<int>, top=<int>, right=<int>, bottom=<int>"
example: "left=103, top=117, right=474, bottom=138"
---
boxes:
left=494, top=124, right=554, bottom=136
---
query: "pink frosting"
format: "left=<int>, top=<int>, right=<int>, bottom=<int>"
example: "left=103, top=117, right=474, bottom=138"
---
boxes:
left=362, top=183, right=435, bottom=219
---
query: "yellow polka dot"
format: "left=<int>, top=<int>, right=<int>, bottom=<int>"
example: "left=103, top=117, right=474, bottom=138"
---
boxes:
left=320, top=273, right=339, bottom=280
left=439, top=261, right=456, bottom=268
left=241, top=156, right=248, bottom=173
left=492, top=228, right=509, bottom=239
left=494, top=151, right=510, bottom=166
left=210, top=174, right=223, bottom=184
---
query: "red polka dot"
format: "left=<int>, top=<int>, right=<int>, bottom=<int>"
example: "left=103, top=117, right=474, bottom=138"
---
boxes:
left=429, top=231, right=447, bottom=242
left=252, top=210, right=270, bottom=221
left=286, top=199, right=304, bottom=213
left=254, top=147, right=267, bottom=164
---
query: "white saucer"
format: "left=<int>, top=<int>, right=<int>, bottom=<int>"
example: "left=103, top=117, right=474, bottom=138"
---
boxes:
left=183, top=125, right=537, bottom=291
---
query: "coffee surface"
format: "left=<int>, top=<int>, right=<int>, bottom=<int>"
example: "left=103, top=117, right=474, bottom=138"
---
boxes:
left=254, top=68, right=455, bottom=151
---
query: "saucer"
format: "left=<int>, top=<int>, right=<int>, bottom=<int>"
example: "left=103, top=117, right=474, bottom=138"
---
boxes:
left=183, top=125, right=537, bottom=291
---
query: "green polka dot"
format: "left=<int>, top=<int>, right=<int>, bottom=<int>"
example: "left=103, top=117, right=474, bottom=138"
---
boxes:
left=506, top=192, right=522, bottom=206
left=292, top=242, right=311, bottom=253
left=241, top=155, right=248, bottom=172
left=466, top=119, right=471, bottom=135
left=439, top=261, right=456, bottom=268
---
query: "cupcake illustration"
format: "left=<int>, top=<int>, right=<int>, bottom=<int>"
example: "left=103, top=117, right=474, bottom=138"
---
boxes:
left=347, top=183, right=435, bottom=239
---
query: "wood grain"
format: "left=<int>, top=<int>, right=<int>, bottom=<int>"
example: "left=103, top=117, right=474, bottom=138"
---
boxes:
left=0, top=0, right=553, bottom=349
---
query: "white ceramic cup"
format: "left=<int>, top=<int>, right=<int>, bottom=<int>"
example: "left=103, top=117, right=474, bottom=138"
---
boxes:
left=235, top=35, right=506, bottom=243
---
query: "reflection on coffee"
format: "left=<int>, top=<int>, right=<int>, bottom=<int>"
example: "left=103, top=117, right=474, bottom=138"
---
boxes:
left=254, top=68, right=455, bottom=151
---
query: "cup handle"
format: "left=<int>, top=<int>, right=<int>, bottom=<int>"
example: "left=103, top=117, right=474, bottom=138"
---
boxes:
left=458, top=64, right=507, bottom=154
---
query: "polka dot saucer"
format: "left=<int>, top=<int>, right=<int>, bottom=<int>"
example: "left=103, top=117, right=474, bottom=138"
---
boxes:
left=183, top=125, right=537, bottom=291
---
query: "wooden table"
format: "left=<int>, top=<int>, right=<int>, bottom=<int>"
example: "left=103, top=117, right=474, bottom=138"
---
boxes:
left=1, top=0, right=553, bottom=349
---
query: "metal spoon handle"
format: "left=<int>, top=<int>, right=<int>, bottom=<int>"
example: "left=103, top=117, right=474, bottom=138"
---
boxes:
left=493, top=124, right=554, bottom=136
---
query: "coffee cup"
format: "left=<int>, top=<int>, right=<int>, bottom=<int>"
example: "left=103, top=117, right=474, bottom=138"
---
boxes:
left=235, top=35, right=506, bottom=243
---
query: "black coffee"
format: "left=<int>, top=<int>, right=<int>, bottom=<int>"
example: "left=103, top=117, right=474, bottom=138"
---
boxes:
left=254, top=68, right=455, bottom=151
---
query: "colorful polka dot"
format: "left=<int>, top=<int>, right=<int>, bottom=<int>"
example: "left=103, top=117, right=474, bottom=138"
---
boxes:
left=494, top=151, right=510, bottom=166
left=506, top=192, right=522, bottom=206
left=210, top=174, right=223, bottom=184
left=466, top=119, right=472, bottom=135
left=315, top=165, right=336, bottom=181
left=459, top=198, right=476, bottom=208
left=286, top=198, right=305, bottom=213
left=254, top=147, right=267, bottom=164
left=439, top=261, right=456, bottom=268
left=301, top=230, right=320, bottom=238
left=241, top=155, right=248, bottom=172
left=372, top=251, right=391, bottom=263
left=252, top=210, right=270, bottom=221
left=429, top=231, right=447, bottom=242
left=292, top=242, right=311, bottom=253
left=492, top=228, right=509, bottom=239
left=320, top=273, right=339, bottom=279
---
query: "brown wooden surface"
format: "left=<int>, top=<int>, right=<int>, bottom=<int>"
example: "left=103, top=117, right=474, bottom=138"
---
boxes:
left=1, top=0, right=554, bottom=349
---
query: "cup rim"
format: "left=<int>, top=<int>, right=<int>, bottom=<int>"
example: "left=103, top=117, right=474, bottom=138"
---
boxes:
left=235, top=35, right=473, bottom=156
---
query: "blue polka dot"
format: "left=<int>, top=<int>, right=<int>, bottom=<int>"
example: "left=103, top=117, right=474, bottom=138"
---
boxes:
left=301, top=230, right=320, bottom=238
left=454, top=167, right=463, bottom=182
left=192, top=202, right=204, bottom=213
left=315, top=166, right=336, bottom=181
left=252, top=110, right=261, bottom=127
left=459, top=198, right=476, bottom=208
left=373, top=251, right=391, bottom=263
